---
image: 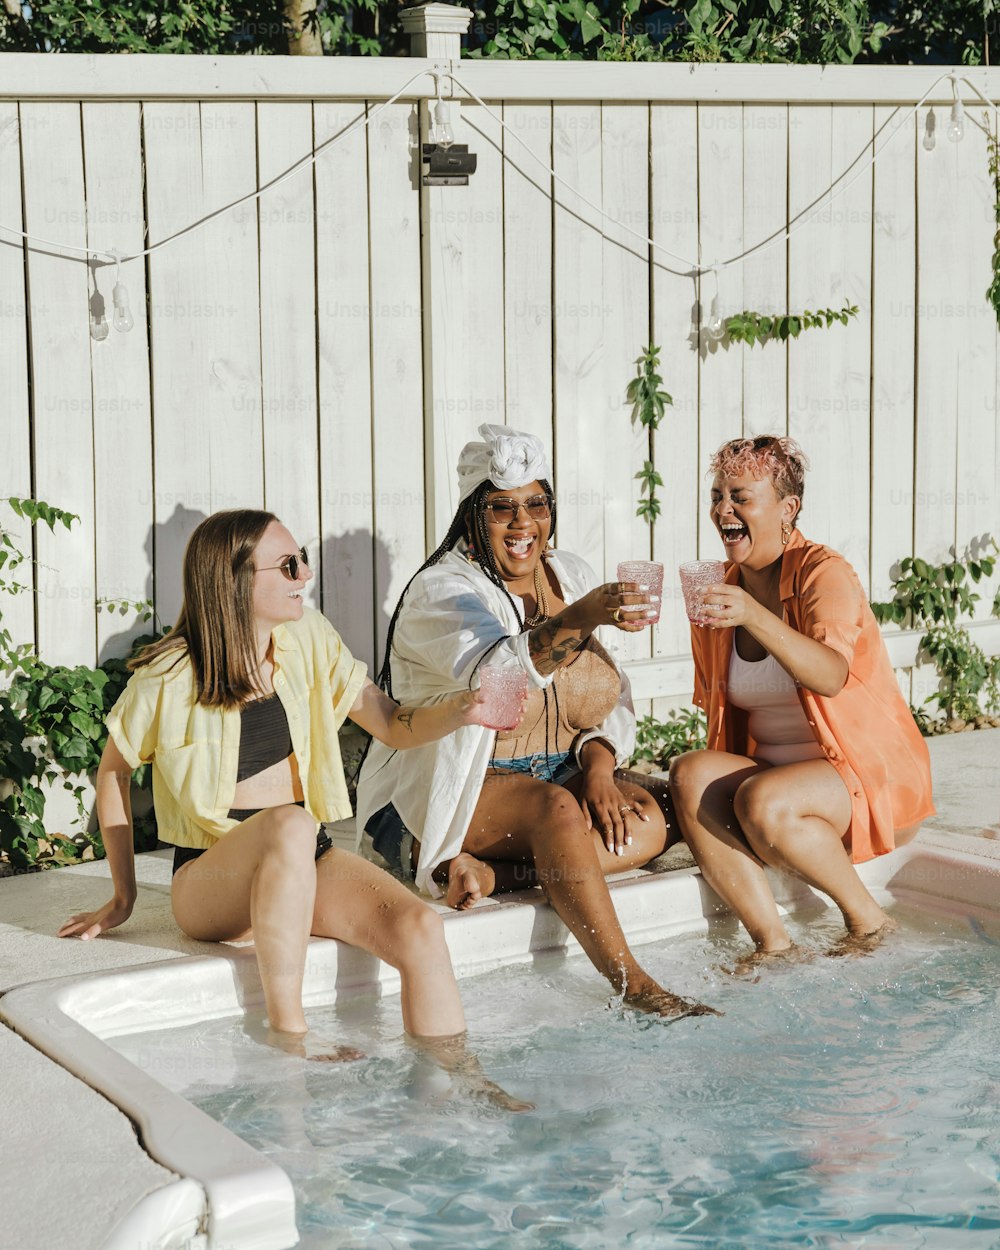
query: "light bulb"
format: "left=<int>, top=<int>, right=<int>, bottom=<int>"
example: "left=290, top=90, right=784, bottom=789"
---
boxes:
left=922, top=109, right=936, bottom=151
left=947, top=99, right=965, bottom=143
left=707, top=295, right=727, bottom=342
left=430, top=99, right=455, bottom=149
left=112, top=281, right=134, bottom=332
left=90, top=312, right=109, bottom=342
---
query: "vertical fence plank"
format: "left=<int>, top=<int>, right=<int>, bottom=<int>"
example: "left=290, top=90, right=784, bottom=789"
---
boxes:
left=788, top=105, right=873, bottom=582
left=870, top=107, right=916, bottom=606
left=552, top=103, right=604, bottom=564
left=601, top=102, right=651, bottom=667
left=81, top=103, right=155, bottom=661
left=257, top=102, right=320, bottom=613
left=367, top=102, right=426, bottom=665
left=741, top=104, right=789, bottom=438
left=650, top=103, right=700, bottom=719
left=953, top=109, right=999, bottom=624
left=698, top=105, right=744, bottom=558
left=20, top=103, right=96, bottom=667
left=913, top=100, right=965, bottom=713
left=423, top=100, right=505, bottom=539
left=315, top=102, right=376, bottom=670
left=143, top=102, right=263, bottom=624
left=502, top=102, right=554, bottom=452
left=0, top=106, right=35, bottom=657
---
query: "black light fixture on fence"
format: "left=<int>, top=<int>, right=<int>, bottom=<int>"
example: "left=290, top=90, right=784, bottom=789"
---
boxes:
left=422, top=72, right=477, bottom=186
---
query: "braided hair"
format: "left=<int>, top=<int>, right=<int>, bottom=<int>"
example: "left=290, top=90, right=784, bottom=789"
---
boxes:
left=376, top=478, right=556, bottom=699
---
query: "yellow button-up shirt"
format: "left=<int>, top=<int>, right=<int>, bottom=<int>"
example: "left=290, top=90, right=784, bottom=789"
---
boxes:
left=107, top=607, right=367, bottom=849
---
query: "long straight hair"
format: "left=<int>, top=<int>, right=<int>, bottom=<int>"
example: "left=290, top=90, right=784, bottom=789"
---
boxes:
left=376, top=479, right=556, bottom=699
left=130, top=509, right=277, bottom=709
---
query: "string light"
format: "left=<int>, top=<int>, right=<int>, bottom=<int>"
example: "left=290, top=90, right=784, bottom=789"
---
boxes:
left=109, top=251, right=134, bottom=333
left=428, top=72, right=455, bottom=150
left=705, top=266, right=727, bottom=342
left=947, top=75, right=965, bottom=143
left=0, top=67, right=995, bottom=341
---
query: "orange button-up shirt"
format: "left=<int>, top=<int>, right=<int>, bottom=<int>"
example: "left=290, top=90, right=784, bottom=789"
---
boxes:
left=689, top=528, right=935, bottom=863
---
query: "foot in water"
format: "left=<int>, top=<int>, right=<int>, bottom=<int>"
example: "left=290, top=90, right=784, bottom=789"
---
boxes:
left=265, top=1025, right=366, bottom=1063
left=719, top=942, right=815, bottom=979
left=826, top=914, right=900, bottom=959
left=622, top=983, right=722, bottom=1020
left=445, top=852, right=496, bottom=910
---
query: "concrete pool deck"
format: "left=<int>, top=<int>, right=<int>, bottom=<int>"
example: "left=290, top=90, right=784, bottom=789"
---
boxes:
left=1, top=728, right=998, bottom=1250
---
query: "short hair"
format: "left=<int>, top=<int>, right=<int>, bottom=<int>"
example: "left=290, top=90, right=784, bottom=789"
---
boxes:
left=708, top=435, right=809, bottom=514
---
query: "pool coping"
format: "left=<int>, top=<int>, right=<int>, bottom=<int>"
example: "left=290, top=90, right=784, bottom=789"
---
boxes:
left=4, top=840, right=1000, bottom=1250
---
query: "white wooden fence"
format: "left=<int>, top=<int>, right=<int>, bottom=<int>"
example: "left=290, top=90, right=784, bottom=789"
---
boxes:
left=1, top=52, right=998, bottom=715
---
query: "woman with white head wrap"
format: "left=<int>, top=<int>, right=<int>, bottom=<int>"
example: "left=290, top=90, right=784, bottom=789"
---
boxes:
left=357, top=424, right=717, bottom=1020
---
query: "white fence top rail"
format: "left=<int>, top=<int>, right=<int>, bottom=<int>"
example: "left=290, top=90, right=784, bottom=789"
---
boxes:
left=2, top=55, right=999, bottom=104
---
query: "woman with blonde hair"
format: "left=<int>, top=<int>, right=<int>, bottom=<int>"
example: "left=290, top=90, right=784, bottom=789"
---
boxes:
left=59, top=509, right=527, bottom=1103
left=670, top=435, right=934, bottom=966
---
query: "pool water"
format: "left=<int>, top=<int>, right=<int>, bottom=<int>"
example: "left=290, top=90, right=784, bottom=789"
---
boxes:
left=112, top=904, right=1000, bottom=1250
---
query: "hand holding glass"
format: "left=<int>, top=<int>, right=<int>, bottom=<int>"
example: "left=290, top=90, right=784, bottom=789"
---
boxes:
left=616, top=561, right=664, bottom=626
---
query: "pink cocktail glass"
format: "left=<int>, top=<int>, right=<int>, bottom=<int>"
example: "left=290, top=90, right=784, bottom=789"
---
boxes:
left=478, top=665, right=529, bottom=731
left=616, top=560, right=665, bottom=625
left=679, top=560, right=726, bottom=625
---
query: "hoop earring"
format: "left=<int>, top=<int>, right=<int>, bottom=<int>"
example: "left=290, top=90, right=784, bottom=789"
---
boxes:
left=781, top=521, right=792, bottom=546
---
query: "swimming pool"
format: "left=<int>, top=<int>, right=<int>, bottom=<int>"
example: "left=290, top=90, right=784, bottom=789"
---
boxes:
left=3, top=842, right=998, bottom=1250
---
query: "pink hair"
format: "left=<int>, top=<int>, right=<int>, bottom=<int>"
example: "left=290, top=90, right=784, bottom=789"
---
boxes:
left=708, top=435, right=809, bottom=508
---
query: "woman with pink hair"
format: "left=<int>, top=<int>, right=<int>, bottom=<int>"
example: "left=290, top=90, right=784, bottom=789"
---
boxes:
left=670, top=435, right=934, bottom=966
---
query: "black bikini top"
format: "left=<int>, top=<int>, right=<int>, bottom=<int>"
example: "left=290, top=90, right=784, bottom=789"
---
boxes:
left=236, top=693, right=293, bottom=782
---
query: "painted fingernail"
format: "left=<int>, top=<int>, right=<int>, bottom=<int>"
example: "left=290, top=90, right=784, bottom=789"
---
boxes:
left=616, top=845, right=624, bottom=856
left=625, top=835, right=633, bottom=845
left=645, top=609, right=657, bottom=618
left=650, top=594, right=660, bottom=603
left=637, top=583, right=649, bottom=591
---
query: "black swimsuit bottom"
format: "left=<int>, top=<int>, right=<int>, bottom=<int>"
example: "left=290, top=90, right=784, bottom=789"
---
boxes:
left=171, top=695, right=331, bottom=876
left=171, top=803, right=333, bottom=876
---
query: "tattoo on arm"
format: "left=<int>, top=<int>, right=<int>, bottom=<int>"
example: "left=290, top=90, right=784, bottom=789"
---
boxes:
left=528, top=617, right=586, bottom=675
left=396, top=708, right=416, bottom=734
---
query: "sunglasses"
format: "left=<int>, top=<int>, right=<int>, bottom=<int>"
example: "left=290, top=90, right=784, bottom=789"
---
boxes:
left=255, top=546, right=309, bottom=581
left=483, top=495, right=553, bottom=525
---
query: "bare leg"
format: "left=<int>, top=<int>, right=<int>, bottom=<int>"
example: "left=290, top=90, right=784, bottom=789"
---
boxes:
left=734, top=762, right=895, bottom=950
left=310, top=848, right=465, bottom=1038
left=669, top=750, right=790, bottom=952
left=311, top=850, right=532, bottom=1109
left=438, top=774, right=716, bottom=1019
left=172, top=804, right=322, bottom=1034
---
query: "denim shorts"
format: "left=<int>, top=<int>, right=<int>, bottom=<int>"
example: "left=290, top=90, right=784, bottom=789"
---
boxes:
left=488, top=750, right=579, bottom=785
left=366, top=753, right=579, bottom=882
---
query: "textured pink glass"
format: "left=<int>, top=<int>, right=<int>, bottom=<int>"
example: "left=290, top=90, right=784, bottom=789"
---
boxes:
left=616, top=561, right=664, bottom=625
left=679, top=560, right=727, bottom=625
left=478, top=666, right=529, bottom=731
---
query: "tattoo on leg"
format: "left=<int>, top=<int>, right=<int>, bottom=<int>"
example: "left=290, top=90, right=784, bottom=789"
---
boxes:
left=396, top=709, right=416, bottom=733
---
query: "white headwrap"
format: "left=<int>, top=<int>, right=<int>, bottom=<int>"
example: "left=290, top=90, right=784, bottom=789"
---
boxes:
left=456, top=423, right=552, bottom=504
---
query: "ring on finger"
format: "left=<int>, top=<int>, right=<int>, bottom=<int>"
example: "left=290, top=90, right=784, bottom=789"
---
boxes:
left=618, top=805, right=631, bottom=814
left=612, top=607, right=623, bottom=623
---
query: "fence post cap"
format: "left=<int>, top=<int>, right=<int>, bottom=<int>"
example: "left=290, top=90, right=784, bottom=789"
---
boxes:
left=399, top=3, right=473, bottom=35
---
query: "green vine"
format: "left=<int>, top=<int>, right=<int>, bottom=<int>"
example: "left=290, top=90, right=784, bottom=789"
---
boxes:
left=0, top=498, right=157, bottom=871
left=871, top=537, right=1000, bottom=728
left=626, top=343, right=672, bottom=524
left=986, top=119, right=1000, bottom=330
left=724, top=302, right=860, bottom=347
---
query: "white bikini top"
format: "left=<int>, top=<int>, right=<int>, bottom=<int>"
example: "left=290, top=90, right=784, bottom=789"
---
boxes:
left=728, top=645, right=816, bottom=747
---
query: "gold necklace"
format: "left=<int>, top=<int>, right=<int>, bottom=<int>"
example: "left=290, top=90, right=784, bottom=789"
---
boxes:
left=524, top=558, right=549, bottom=628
